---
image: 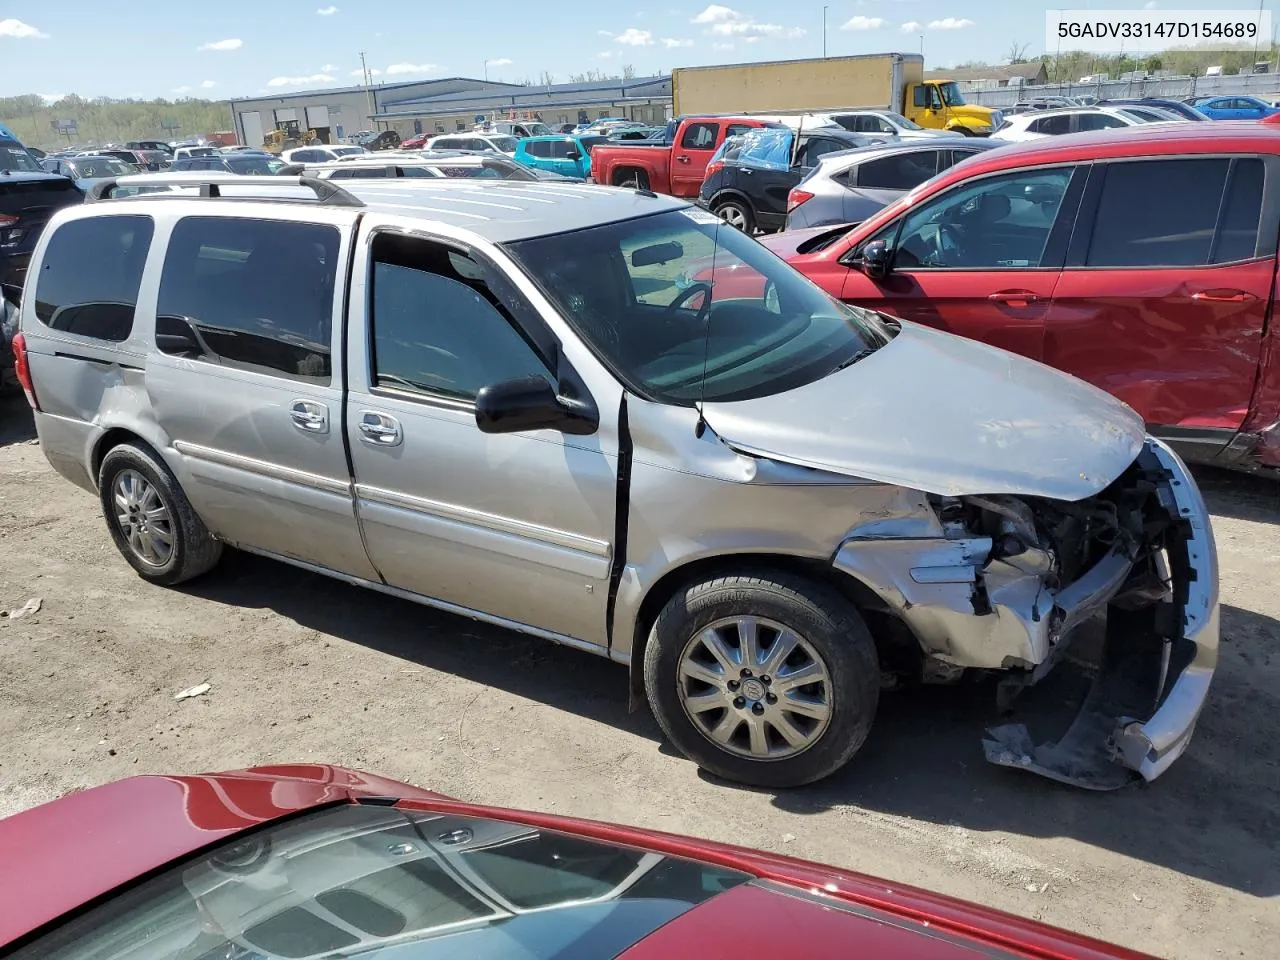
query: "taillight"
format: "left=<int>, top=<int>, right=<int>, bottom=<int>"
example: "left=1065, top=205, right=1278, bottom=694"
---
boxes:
left=0, top=213, right=19, bottom=249
left=11, top=332, right=39, bottom=411
left=705, top=160, right=724, bottom=178
left=787, top=188, right=814, bottom=212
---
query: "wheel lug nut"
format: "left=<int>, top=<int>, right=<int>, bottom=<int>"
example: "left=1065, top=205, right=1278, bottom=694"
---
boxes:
left=733, top=696, right=746, bottom=709
left=741, top=669, right=753, bottom=678
left=766, top=693, right=777, bottom=704
left=761, top=675, right=771, bottom=685
left=727, top=680, right=739, bottom=691
left=751, top=702, right=765, bottom=715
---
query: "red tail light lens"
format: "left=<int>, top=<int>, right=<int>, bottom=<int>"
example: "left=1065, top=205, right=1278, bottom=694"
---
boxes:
left=11, top=332, right=39, bottom=411
left=787, top=189, right=814, bottom=212
left=705, top=161, right=724, bottom=178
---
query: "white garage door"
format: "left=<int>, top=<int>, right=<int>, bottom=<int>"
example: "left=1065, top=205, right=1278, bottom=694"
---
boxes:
left=274, top=108, right=298, bottom=124
left=240, top=111, right=264, bottom=148
left=305, top=106, right=330, bottom=128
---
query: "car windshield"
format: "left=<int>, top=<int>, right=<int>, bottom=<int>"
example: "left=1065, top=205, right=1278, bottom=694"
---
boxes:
left=1, top=140, right=45, bottom=172
left=938, top=81, right=966, bottom=106
left=491, top=136, right=519, bottom=152
left=68, top=156, right=133, bottom=177
left=506, top=208, right=892, bottom=404
left=228, top=155, right=287, bottom=174
left=14, top=803, right=750, bottom=960
left=889, top=112, right=924, bottom=130
left=578, top=136, right=608, bottom=155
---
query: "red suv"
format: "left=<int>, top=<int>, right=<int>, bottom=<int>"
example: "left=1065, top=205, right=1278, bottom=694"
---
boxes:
left=762, top=123, right=1279, bottom=474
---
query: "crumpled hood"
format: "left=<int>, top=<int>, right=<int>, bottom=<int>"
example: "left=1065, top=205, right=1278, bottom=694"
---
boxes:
left=700, top=321, right=1145, bottom=500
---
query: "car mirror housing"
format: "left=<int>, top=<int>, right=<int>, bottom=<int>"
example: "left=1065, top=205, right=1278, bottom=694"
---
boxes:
left=475, top=375, right=598, bottom=436
left=858, top=239, right=892, bottom=280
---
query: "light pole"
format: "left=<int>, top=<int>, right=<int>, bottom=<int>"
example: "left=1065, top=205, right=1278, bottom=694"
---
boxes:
left=823, top=6, right=828, bottom=58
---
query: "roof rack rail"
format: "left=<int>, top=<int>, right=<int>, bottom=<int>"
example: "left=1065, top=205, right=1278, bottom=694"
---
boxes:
left=85, top=174, right=365, bottom=208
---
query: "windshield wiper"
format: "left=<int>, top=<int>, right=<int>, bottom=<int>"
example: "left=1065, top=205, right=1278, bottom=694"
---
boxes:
left=825, top=347, right=878, bottom=376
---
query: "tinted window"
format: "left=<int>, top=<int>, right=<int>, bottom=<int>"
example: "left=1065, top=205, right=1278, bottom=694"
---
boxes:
left=724, top=123, right=754, bottom=137
left=578, top=136, right=607, bottom=155
left=1214, top=159, right=1265, bottom=263
left=156, top=217, right=338, bottom=383
left=34, top=215, right=154, bottom=341
left=370, top=236, right=549, bottom=401
left=1077, top=113, right=1126, bottom=130
left=524, top=140, right=549, bottom=158
left=1087, top=159, right=1229, bottom=267
left=799, top=138, right=843, bottom=167
left=400, top=166, right=439, bottom=178
left=892, top=167, right=1074, bottom=270
left=857, top=150, right=940, bottom=189
left=1031, top=114, right=1071, bottom=135
left=680, top=122, right=718, bottom=150
left=547, top=139, right=572, bottom=159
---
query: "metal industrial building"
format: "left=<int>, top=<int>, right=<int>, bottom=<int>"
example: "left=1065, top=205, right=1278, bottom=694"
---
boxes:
left=226, top=75, right=673, bottom=147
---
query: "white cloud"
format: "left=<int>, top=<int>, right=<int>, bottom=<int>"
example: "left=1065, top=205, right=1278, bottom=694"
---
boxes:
left=597, top=29, right=613, bottom=36
left=385, top=62, right=440, bottom=75
left=486, top=57, right=513, bottom=66
left=349, top=67, right=382, bottom=77
left=901, top=20, right=923, bottom=32
left=662, top=37, right=694, bottom=48
left=200, top=80, right=217, bottom=89
left=690, top=6, right=803, bottom=39
left=928, top=17, right=974, bottom=30
left=266, top=73, right=336, bottom=87
left=39, top=93, right=63, bottom=103
left=713, top=41, right=734, bottom=50
left=0, top=18, right=48, bottom=39
left=198, top=38, right=242, bottom=51
left=316, top=5, right=338, bottom=14
left=320, top=63, right=337, bottom=72
left=595, top=50, right=615, bottom=59
left=172, top=86, right=192, bottom=95
left=615, top=27, right=654, bottom=45
left=1143, top=0, right=1157, bottom=7
left=842, top=15, right=885, bottom=30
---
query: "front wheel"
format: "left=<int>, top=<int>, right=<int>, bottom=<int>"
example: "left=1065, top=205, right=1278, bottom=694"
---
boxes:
left=643, top=571, right=880, bottom=787
left=712, top=199, right=754, bottom=233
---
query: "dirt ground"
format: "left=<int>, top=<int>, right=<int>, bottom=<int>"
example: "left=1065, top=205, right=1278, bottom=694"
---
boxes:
left=0, top=393, right=1276, bottom=959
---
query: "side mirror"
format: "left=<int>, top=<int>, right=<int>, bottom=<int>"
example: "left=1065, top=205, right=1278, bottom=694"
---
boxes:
left=566, top=149, right=582, bottom=160
left=475, top=375, right=597, bottom=436
left=859, top=239, right=892, bottom=280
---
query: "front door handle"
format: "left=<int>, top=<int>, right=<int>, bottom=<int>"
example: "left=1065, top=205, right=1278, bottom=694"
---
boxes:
left=289, top=400, right=329, bottom=434
left=358, top=411, right=403, bottom=447
left=676, top=154, right=691, bottom=163
left=1190, top=289, right=1256, bottom=303
left=988, top=291, right=1041, bottom=308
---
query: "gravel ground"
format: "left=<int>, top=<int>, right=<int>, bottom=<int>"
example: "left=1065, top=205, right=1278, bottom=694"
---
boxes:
left=0, top=393, right=1276, bottom=958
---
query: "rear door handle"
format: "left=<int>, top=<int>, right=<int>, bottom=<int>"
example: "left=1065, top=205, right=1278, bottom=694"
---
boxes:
left=358, top=411, right=403, bottom=447
left=289, top=400, right=329, bottom=434
left=1190, top=289, right=1256, bottom=303
left=987, top=291, right=1041, bottom=308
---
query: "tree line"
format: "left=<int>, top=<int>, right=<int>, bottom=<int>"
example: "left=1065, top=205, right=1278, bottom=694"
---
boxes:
left=1, top=94, right=232, bottom=149
left=993, top=42, right=1278, bottom=82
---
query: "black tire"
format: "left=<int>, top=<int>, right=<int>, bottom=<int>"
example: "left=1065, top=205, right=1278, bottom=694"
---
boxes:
left=643, top=571, right=879, bottom=788
left=98, top=442, right=222, bottom=586
left=712, top=198, right=755, bottom=234
left=616, top=171, right=648, bottom=190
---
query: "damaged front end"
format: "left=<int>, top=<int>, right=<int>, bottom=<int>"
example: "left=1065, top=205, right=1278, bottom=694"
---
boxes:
left=834, top=438, right=1219, bottom=790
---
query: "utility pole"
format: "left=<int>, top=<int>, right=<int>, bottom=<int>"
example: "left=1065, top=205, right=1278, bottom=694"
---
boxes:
left=360, top=51, right=376, bottom=128
left=823, top=6, right=828, bottom=59
left=1252, top=0, right=1265, bottom=67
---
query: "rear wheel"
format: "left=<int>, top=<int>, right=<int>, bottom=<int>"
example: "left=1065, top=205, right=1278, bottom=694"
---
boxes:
left=616, top=170, right=649, bottom=190
left=713, top=198, right=754, bottom=233
left=98, top=442, right=222, bottom=586
left=643, top=571, right=880, bottom=787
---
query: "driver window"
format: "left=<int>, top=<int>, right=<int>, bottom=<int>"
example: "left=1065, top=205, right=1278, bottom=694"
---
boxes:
left=368, top=235, right=551, bottom=401
left=890, top=167, right=1074, bottom=270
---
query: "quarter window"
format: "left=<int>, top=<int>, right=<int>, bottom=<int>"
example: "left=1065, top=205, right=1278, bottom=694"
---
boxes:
left=1030, top=114, right=1071, bottom=135
left=155, top=217, right=339, bottom=383
left=1077, top=113, right=1126, bottom=131
left=1086, top=158, right=1261, bottom=267
left=680, top=122, right=718, bottom=150
left=890, top=167, right=1075, bottom=270
left=34, top=215, right=154, bottom=342
left=369, top=235, right=550, bottom=402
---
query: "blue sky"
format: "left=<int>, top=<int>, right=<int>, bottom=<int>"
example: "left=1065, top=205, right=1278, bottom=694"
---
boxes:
left=0, top=1, right=1266, bottom=100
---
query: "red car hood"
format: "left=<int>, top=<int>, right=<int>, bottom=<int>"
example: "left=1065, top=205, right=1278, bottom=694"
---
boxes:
left=0, top=766, right=1151, bottom=960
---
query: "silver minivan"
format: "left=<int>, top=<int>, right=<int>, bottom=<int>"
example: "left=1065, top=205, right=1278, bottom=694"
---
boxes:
left=12, top=173, right=1219, bottom=790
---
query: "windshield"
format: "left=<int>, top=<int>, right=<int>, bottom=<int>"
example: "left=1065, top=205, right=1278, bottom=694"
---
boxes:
left=890, top=112, right=924, bottom=130
left=491, top=136, right=519, bottom=153
left=14, top=803, right=750, bottom=960
left=0, top=141, right=45, bottom=172
left=578, top=135, right=608, bottom=155
left=506, top=208, right=891, bottom=404
left=228, top=154, right=287, bottom=174
left=67, top=156, right=133, bottom=178
left=938, top=81, right=967, bottom=106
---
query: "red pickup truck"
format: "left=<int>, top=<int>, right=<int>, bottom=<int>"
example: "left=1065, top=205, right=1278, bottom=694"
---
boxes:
left=589, top=115, right=775, bottom=196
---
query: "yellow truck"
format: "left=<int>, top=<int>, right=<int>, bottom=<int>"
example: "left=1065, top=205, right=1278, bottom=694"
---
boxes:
left=671, top=53, right=1002, bottom=136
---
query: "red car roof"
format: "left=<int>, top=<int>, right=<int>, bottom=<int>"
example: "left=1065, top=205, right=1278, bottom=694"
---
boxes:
left=0, top=766, right=1154, bottom=959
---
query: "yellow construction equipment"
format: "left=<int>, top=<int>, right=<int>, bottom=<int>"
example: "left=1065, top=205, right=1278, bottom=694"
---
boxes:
left=262, top=125, right=321, bottom=154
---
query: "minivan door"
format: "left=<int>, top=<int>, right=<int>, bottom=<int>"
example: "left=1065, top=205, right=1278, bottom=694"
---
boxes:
left=145, top=210, right=376, bottom=579
left=343, top=222, right=619, bottom=648
left=838, top=164, right=1086, bottom=361
left=1043, top=156, right=1272, bottom=457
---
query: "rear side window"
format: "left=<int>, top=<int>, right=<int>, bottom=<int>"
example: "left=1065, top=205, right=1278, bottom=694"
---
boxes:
left=155, top=217, right=339, bottom=384
left=524, top=140, right=550, bottom=158
left=547, top=140, right=572, bottom=159
left=724, top=123, right=754, bottom=138
left=1077, top=113, right=1126, bottom=131
left=680, top=122, right=718, bottom=150
left=856, top=151, right=940, bottom=189
left=34, top=215, right=154, bottom=342
left=1086, top=158, right=1263, bottom=267
left=1030, top=114, right=1071, bottom=135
